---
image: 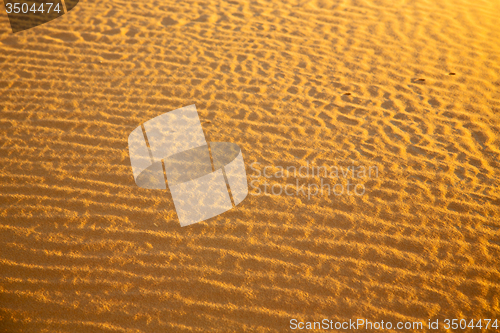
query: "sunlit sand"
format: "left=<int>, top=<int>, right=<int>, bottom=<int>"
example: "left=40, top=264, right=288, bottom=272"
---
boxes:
left=1, top=0, right=499, bottom=331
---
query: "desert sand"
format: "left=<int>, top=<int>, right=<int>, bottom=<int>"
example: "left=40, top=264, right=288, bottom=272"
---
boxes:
left=1, top=0, right=500, bottom=331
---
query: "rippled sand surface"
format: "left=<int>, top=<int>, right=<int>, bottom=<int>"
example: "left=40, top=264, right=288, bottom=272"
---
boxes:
left=1, top=0, right=500, bottom=331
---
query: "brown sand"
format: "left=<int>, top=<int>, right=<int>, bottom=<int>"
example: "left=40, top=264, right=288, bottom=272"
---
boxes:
left=1, top=0, right=500, bottom=331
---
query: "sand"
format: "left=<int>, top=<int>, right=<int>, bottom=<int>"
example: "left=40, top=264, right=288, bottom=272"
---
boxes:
left=1, top=0, right=500, bottom=331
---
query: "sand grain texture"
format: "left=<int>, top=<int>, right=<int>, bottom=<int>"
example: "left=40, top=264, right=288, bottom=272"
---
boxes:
left=1, top=0, right=500, bottom=331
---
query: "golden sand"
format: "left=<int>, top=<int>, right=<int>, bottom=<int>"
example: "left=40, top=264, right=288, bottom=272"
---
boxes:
left=1, top=0, right=500, bottom=331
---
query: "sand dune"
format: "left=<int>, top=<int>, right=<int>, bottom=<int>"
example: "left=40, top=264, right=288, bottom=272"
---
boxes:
left=1, top=0, right=500, bottom=331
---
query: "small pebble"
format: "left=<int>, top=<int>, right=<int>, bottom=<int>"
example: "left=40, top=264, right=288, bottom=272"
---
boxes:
left=343, top=92, right=351, bottom=96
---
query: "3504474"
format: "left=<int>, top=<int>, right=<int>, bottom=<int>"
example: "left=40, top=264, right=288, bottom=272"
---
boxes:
left=443, top=319, right=498, bottom=330
left=5, top=2, right=61, bottom=14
